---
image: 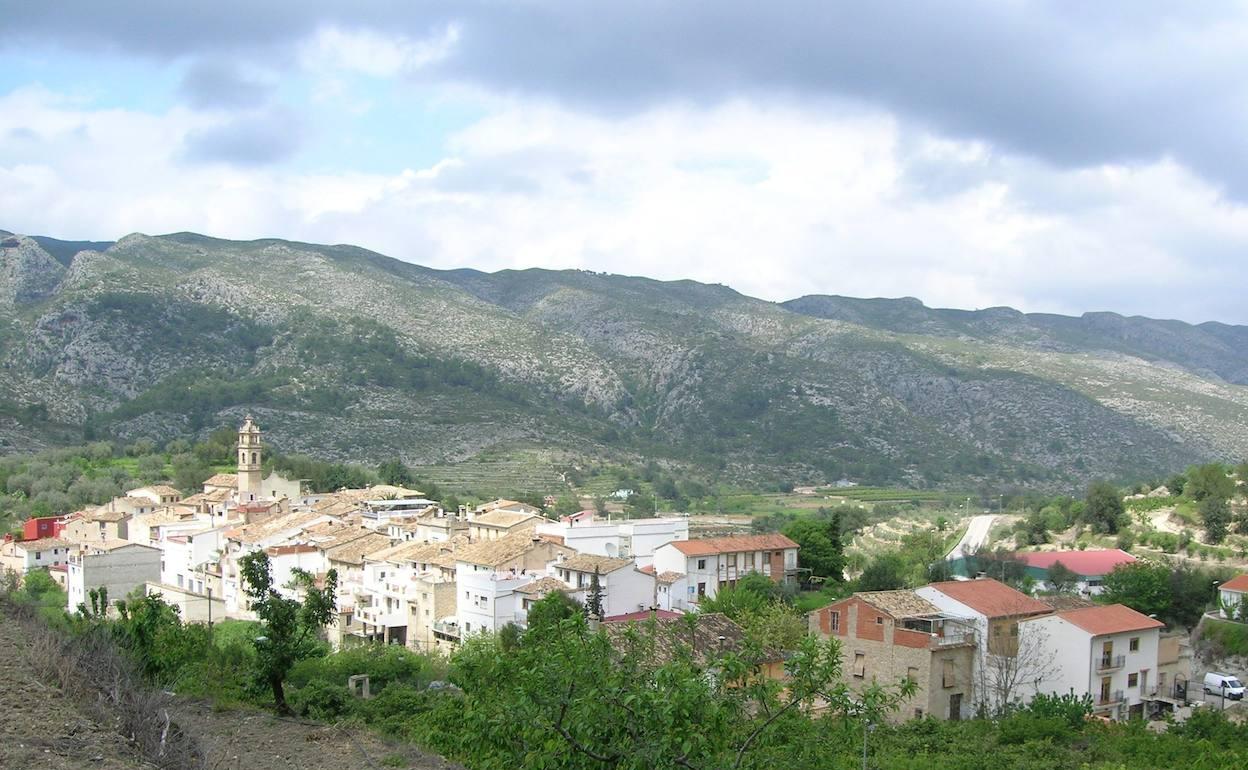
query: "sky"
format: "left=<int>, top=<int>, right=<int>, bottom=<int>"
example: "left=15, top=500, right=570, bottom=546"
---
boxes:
left=2, top=2, right=1247, bottom=324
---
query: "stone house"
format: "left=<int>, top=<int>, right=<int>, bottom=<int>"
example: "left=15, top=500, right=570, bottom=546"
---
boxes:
left=809, top=590, right=978, bottom=721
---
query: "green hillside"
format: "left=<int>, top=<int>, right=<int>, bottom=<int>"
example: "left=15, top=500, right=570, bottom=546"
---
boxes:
left=2, top=228, right=1245, bottom=490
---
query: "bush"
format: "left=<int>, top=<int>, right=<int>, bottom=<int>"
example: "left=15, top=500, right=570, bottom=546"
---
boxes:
left=287, top=643, right=442, bottom=695
left=288, top=680, right=354, bottom=721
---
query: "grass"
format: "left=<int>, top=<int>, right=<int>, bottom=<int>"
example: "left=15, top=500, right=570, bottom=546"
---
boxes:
left=1203, top=618, right=1248, bottom=657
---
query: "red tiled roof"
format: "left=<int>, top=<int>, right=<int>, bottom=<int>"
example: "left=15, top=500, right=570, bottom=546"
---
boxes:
left=639, top=564, right=657, bottom=575
left=603, top=609, right=682, bottom=623
left=1016, top=549, right=1136, bottom=576
left=670, top=534, right=799, bottom=556
left=1055, top=603, right=1164, bottom=636
left=926, top=578, right=1051, bottom=618
left=1222, top=574, right=1248, bottom=592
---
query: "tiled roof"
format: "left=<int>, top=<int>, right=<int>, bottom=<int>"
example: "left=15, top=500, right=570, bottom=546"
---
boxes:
left=473, top=510, right=539, bottom=529
left=603, top=609, right=682, bottom=623
left=926, top=578, right=1052, bottom=618
left=601, top=612, right=782, bottom=665
left=16, top=537, right=71, bottom=551
left=670, top=534, right=799, bottom=556
left=1016, top=549, right=1136, bottom=576
left=856, top=590, right=942, bottom=619
left=559, top=554, right=635, bottom=574
left=231, top=511, right=325, bottom=544
left=203, top=473, right=238, bottom=487
left=655, top=571, right=684, bottom=584
left=134, top=485, right=181, bottom=497
left=366, top=536, right=469, bottom=566
left=1222, top=574, right=1248, bottom=593
left=454, top=530, right=561, bottom=568
left=325, top=533, right=393, bottom=565
left=515, top=576, right=572, bottom=596
left=1052, top=603, right=1165, bottom=636
left=85, top=508, right=130, bottom=523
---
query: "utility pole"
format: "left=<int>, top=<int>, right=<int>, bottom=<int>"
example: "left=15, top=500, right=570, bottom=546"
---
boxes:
left=207, top=586, right=213, bottom=629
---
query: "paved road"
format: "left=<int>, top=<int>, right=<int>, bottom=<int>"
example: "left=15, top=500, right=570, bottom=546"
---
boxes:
left=946, top=514, right=997, bottom=560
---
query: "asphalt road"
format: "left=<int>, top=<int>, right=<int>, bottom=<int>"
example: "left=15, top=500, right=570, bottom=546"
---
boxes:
left=946, top=514, right=997, bottom=560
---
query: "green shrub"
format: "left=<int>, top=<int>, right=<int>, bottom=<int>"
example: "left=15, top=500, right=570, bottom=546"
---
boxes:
left=288, top=680, right=354, bottom=721
left=287, top=643, right=443, bottom=695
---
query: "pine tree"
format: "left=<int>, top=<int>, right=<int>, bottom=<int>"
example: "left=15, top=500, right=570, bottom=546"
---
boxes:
left=586, top=567, right=604, bottom=620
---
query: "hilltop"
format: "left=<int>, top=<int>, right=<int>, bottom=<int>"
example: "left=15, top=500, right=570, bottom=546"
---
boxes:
left=2, top=228, right=1246, bottom=489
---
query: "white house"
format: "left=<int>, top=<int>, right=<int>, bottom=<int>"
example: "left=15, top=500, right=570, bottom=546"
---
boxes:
left=1014, top=549, right=1136, bottom=596
left=535, top=513, right=690, bottom=567
left=650, top=533, right=799, bottom=605
left=452, top=530, right=572, bottom=640
left=548, top=553, right=657, bottom=617
left=353, top=536, right=466, bottom=650
left=0, top=537, right=73, bottom=574
left=915, top=578, right=1054, bottom=712
left=1219, top=574, right=1248, bottom=618
left=66, top=542, right=161, bottom=615
left=1019, top=603, right=1164, bottom=720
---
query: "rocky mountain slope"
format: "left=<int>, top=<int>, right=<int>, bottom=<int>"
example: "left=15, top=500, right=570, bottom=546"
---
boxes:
left=1, top=228, right=1246, bottom=489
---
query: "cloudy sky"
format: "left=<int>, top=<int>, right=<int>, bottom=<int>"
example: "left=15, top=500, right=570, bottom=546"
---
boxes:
left=2, top=2, right=1247, bottom=323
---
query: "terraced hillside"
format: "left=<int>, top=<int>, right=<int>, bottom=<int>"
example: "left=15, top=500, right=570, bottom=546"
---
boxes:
left=2, top=228, right=1246, bottom=489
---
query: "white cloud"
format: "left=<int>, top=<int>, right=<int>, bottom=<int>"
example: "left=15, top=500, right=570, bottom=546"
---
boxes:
left=298, top=24, right=461, bottom=78
left=3, top=86, right=1248, bottom=323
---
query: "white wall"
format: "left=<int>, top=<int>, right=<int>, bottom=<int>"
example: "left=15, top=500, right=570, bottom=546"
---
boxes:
left=66, top=545, right=161, bottom=613
left=456, top=564, right=533, bottom=635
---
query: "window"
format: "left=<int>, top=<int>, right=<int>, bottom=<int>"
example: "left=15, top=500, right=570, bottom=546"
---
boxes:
left=1128, top=673, right=1139, bottom=688
left=853, top=653, right=866, bottom=678
left=942, top=659, right=955, bottom=688
left=914, top=708, right=924, bottom=719
left=830, top=611, right=840, bottom=632
left=876, top=615, right=884, bottom=625
left=1129, top=637, right=1140, bottom=652
left=727, top=553, right=737, bottom=567
left=697, top=559, right=706, bottom=570
left=697, top=582, right=707, bottom=597
left=35, top=552, right=41, bottom=561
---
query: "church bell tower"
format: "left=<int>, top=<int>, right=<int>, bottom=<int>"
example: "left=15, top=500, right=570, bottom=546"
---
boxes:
left=237, top=415, right=263, bottom=500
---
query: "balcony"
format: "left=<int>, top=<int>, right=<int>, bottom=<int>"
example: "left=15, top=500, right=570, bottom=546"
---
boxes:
left=1094, top=690, right=1124, bottom=709
left=930, top=630, right=976, bottom=649
left=433, top=620, right=461, bottom=641
left=1096, top=655, right=1126, bottom=672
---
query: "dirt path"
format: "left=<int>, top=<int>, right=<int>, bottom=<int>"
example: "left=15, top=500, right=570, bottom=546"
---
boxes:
left=0, top=613, right=150, bottom=769
left=175, top=701, right=460, bottom=770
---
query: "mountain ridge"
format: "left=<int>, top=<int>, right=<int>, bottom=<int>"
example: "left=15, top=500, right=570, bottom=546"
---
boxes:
left=1, top=228, right=1245, bottom=491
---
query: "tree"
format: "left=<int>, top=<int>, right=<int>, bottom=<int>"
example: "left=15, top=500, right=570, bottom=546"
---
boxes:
left=700, top=572, right=778, bottom=618
left=377, top=459, right=414, bottom=487
left=238, top=551, right=338, bottom=715
left=782, top=515, right=844, bottom=584
left=1236, top=461, right=1248, bottom=497
left=979, top=622, right=1058, bottom=715
left=857, top=552, right=908, bottom=591
left=1046, top=560, right=1077, bottom=594
left=586, top=567, right=604, bottom=620
left=525, top=591, right=583, bottom=633
left=1201, top=495, right=1231, bottom=544
left=1101, top=561, right=1169, bottom=620
left=1083, top=481, right=1126, bottom=534
left=1187, top=464, right=1235, bottom=502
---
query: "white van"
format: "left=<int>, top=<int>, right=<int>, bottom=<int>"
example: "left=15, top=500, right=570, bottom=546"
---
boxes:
left=1204, top=672, right=1245, bottom=700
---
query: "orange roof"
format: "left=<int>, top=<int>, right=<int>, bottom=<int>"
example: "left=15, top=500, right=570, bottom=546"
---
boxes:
left=1222, top=574, right=1248, bottom=592
left=670, top=534, right=799, bottom=556
left=926, top=578, right=1051, bottom=618
left=1055, top=604, right=1164, bottom=636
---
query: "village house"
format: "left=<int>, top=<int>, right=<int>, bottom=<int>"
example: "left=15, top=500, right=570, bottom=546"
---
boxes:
left=810, top=590, right=978, bottom=721
left=21, top=514, right=68, bottom=541
left=468, top=509, right=541, bottom=541
left=548, top=553, right=658, bottom=618
left=127, top=485, right=183, bottom=506
left=1019, top=603, right=1164, bottom=720
left=1218, top=574, right=1248, bottom=618
left=534, top=512, right=690, bottom=567
left=650, top=533, right=800, bottom=605
left=61, top=507, right=130, bottom=544
left=452, top=530, right=574, bottom=641
left=915, top=578, right=1053, bottom=712
left=1014, top=549, right=1136, bottom=596
left=66, top=542, right=161, bottom=616
left=353, top=536, right=467, bottom=650
left=472, top=499, right=542, bottom=518
left=0, top=537, right=74, bottom=574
